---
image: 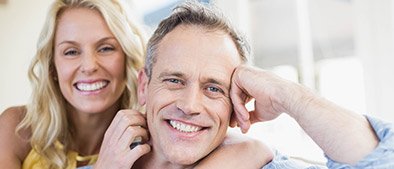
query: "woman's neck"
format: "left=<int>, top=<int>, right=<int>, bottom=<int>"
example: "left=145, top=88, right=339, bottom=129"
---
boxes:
left=67, top=102, right=120, bottom=156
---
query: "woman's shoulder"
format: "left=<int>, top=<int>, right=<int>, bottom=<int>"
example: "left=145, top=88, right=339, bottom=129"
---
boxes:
left=1, top=106, right=28, bottom=127
left=0, top=106, right=32, bottom=165
left=1, top=105, right=26, bottom=116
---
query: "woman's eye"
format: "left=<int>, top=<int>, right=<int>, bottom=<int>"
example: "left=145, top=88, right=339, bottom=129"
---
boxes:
left=98, top=46, right=114, bottom=53
left=64, top=49, right=79, bottom=56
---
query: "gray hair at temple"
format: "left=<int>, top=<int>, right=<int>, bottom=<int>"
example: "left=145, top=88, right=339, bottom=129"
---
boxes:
left=144, top=0, right=251, bottom=79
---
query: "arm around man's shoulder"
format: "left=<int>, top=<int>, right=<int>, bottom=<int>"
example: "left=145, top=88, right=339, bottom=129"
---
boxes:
left=0, top=106, right=31, bottom=169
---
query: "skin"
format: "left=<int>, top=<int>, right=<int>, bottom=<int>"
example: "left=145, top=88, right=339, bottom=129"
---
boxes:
left=54, top=8, right=126, bottom=115
left=0, top=107, right=30, bottom=169
left=54, top=8, right=151, bottom=168
left=230, top=65, right=379, bottom=164
left=0, top=7, right=273, bottom=169
left=0, top=8, right=151, bottom=169
left=135, top=25, right=244, bottom=169
left=54, top=8, right=150, bottom=163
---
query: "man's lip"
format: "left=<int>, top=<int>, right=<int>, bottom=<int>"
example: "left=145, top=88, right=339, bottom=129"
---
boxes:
left=165, top=118, right=209, bottom=128
left=164, top=120, right=208, bottom=138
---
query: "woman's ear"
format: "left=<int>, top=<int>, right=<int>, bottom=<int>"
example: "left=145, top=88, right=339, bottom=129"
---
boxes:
left=137, top=69, right=149, bottom=106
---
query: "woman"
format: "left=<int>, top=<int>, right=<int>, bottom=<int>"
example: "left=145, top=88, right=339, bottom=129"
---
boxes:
left=0, top=0, right=272, bottom=168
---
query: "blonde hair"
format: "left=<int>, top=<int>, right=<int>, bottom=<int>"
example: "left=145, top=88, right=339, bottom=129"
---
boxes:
left=16, top=0, right=146, bottom=168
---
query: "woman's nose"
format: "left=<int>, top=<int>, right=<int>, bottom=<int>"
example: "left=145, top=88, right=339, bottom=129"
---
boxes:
left=80, top=51, right=98, bottom=74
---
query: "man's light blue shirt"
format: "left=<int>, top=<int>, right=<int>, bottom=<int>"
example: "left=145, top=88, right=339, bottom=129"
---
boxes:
left=263, top=116, right=394, bottom=169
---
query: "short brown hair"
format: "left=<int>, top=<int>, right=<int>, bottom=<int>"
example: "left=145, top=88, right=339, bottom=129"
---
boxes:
left=145, top=0, right=251, bottom=78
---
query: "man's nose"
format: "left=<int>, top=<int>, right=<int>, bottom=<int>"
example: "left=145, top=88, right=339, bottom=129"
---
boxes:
left=176, top=85, right=204, bottom=115
left=80, top=51, right=98, bottom=74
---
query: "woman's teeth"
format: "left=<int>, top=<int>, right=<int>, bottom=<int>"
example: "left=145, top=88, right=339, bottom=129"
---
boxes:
left=76, top=81, right=108, bottom=91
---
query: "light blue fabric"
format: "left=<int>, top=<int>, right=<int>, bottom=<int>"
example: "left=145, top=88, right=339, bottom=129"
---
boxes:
left=77, top=165, right=92, bottom=169
left=263, top=116, right=394, bottom=169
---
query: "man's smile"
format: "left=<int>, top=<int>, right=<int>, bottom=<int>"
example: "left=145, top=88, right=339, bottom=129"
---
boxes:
left=169, top=120, right=203, bottom=133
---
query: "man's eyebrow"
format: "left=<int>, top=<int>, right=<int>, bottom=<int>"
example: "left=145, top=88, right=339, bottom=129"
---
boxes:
left=205, top=78, right=225, bottom=86
left=204, top=78, right=231, bottom=90
left=158, top=71, right=185, bottom=79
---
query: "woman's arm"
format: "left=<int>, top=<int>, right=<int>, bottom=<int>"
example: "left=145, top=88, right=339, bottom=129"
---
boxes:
left=196, top=131, right=273, bottom=169
left=0, top=106, right=31, bottom=169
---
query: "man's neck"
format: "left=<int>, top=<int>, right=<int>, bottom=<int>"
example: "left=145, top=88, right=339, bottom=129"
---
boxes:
left=132, top=151, right=195, bottom=169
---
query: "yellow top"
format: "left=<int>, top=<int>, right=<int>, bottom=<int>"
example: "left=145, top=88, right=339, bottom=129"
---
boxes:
left=22, top=141, right=98, bottom=169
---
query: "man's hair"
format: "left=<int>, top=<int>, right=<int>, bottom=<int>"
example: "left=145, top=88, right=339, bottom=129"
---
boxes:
left=145, top=0, right=251, bottom=79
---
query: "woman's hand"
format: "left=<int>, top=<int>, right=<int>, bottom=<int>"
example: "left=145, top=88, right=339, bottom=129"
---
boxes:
left=94, top=109, right=151, bottom=169
left=196, top=132, right=273, bottom=169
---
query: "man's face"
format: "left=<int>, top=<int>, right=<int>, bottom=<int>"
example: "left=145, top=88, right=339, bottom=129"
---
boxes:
left=138, top=25, right=242, bottom=166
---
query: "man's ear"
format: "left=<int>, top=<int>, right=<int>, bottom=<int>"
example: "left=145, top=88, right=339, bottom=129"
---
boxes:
left=137, top=69, right=149, bottom=106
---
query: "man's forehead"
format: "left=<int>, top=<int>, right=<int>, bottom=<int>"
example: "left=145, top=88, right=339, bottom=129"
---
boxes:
left=157, top=26, right=241, bottom=57
left=151, top=24, right=241, bottom=88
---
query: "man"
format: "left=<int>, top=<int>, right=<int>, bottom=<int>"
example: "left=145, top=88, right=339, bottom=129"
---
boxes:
left=94, top=2, right=271, bottom=169
left=134, top=1, right=393, bottom=169
left=134, top=2, right=260, bottom=168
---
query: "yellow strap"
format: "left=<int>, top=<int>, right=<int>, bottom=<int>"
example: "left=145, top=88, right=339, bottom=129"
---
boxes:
left=76, top=154, right=98, bottom=165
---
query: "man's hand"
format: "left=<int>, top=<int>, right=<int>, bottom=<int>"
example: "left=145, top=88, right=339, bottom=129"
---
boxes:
left=94, top=109, right=151, bottom=169
left=230, top=65, right=297, bottom=133
left=229, top=65, right=378, bottom=164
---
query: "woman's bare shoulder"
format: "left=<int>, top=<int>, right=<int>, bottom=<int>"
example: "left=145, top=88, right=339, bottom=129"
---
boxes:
left=0, top=106, right=32, bottom=166
left=0, top=106, right=28, bottom=129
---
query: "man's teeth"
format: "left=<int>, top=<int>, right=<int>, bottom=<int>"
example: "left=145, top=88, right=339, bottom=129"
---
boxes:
left=76, top=81, right=108, bottom=91
left=169, top=120, right=202, bottom=133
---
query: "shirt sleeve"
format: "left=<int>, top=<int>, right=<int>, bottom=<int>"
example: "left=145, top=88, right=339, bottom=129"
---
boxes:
left=77, top=165, right=93, bottom=169
left=262, top=150, right=326, bottom=169
left=326, top=115, right=394, bottom=168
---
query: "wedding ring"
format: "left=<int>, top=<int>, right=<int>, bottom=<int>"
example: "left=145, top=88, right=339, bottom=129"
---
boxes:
left=129, top=136, right=142, bottom=149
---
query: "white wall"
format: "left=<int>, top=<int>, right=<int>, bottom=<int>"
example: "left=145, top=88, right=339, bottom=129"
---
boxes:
left=215, top=0, right=394, bottom=163
left=354, top=0, right=394, bottom=122
left=0, top=0, right=51, bottom=112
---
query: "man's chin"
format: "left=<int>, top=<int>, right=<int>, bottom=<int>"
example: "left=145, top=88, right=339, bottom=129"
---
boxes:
left=164, top=150, right=205, bottom=166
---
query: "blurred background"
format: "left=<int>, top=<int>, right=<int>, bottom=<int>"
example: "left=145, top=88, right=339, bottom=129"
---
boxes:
left=1, top=0, right=394, bottom=165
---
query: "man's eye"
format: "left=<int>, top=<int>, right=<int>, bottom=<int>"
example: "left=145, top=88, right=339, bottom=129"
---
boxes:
left=207, top=86, right=224, bottom=94
left=165, top=78, right=181, bottom=84
left=163, top=78, right=184, bottom=89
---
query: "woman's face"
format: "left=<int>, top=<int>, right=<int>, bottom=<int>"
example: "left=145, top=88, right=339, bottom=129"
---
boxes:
left=54, top=8, right=126, bottom=114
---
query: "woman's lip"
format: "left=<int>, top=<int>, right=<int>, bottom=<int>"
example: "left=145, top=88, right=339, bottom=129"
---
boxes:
left=74, top=80, right=109, bottom=93
left=74, top=79, right=109, bottom=84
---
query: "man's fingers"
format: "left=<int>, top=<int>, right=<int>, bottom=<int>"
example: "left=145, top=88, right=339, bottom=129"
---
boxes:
left=229, top=112, right=238, bottom=128
left=232, top=107, right=251, bottom=133
left=239, top=119, right=251, bottom=134
left=230, top=87, right=250, bottom=122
